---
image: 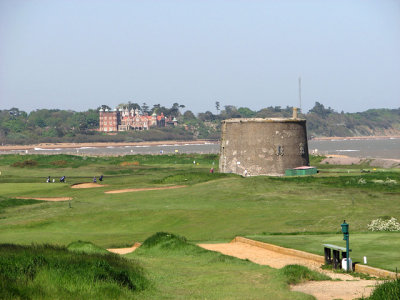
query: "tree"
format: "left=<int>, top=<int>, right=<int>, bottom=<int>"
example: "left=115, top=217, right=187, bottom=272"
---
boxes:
left=183, top=110, right=197, bottom=121
left=198, top=111, right=216, bottom=122
left=238, top=107, right=256, bottom=118
left=142, top=103, right=149, bottom=114
left=309, top=102, right=335, bottom=117
left=98, top=105, right=111, bottom=111
left=215, top=101, right=220, bottom=114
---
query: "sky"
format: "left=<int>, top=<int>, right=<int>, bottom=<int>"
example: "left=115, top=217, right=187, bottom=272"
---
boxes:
left=0, top=0, right=399, bottom=114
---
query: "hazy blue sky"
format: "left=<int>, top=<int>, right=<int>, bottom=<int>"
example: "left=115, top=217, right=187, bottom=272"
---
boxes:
left=1, top=0, right=399, bottom=114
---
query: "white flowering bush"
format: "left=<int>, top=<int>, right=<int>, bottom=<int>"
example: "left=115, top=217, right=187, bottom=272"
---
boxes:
left=358, top=178, right=366, bottom=185
left=367, top=217, right=400, bottom=231
left=371, top=178, right=397, bottom=185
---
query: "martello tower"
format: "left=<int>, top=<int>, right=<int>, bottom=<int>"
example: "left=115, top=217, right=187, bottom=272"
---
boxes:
left=219, top=112, right=309, bottom=176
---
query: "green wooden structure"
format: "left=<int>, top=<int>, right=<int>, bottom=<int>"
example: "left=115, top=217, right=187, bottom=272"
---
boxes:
left=285, top=166, right=317, bottom=176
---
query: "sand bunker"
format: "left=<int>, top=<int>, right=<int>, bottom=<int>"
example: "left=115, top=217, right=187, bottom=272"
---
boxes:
left=15, top=196, right=72, bottom=202
left=71, top=183, right=106, bottom=189
left=105, top=185, right=186, bottom=194
left=199, top=242, right=380, bottom=300
left=107, top=243, right=141, bottom=254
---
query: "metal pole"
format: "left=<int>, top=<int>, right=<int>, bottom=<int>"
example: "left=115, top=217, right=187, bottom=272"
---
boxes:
left=298, top=77, right=302, bottom=112
left=346, top=235, right=350, bottom=272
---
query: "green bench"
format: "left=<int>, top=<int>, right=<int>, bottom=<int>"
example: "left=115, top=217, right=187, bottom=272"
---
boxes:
left=323, top=244, right=352, bottom=269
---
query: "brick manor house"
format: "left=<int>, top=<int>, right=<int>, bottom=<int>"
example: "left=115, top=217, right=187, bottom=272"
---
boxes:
left=99, top=107, right=177, bottom=132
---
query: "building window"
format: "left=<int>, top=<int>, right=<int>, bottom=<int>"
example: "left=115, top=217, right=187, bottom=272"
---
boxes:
left=276, top=145, right=284, bottom=156
left=299, top=143, right=305, bottom=155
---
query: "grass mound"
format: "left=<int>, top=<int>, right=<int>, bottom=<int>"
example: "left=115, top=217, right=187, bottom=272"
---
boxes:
left=141, top=232, right=189, bottom=250
left=368, top=278, right=400, bottom=299
left=139, top=232, right=248, bottom=264
left=67, top=240, right=110, bottom=255
left=0, top=243, right=149, bottom=299
left=280, top=264, right=331, bottom=284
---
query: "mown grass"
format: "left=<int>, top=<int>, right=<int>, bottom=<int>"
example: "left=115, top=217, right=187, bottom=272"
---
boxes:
left=0, top=196, right=43, bottom=213
left=0, top=243, right=149, bottom=299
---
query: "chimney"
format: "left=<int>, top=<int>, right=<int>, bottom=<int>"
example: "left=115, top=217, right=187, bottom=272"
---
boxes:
left=292, top=107, right=298, bottom=119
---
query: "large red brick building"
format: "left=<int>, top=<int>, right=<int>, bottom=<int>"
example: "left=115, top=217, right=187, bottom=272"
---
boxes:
left=99, top=108, right=177, bottom=132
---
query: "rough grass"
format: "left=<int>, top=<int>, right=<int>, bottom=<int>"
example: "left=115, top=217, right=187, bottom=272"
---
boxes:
left=67, top=240, right=110, bottom=255
left=0, top=243, right=149, bottom=299
left=367, top=278, right=400, bottom=299
left=280, top=264, right=331, bottom=284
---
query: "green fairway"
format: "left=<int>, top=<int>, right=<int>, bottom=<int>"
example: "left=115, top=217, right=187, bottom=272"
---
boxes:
left=0, top=153, right=399, bottom=278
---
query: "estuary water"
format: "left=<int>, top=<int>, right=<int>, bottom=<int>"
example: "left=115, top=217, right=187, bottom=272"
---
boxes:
left=4, top=138, right=399, bottom=159
left=308, top=138, right=400, bottom=159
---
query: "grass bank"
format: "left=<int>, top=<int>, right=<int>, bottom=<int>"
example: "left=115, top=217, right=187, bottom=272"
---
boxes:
left=0, top=242, right=148, bottom=299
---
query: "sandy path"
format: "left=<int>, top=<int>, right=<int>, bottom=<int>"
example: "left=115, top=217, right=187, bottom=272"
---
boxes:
left=104, top=185, right=187, bottom=194
left=199, top=242, right=379, bottom=300
left=71, top=183, right=106, bottom=189
left=15, top=196, right=72, bottom=201
left=107, top=243, right=141, bottom=254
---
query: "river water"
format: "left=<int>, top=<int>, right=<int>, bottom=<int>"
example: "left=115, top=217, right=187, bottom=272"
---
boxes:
left=3, top=138, right=399, bottom=159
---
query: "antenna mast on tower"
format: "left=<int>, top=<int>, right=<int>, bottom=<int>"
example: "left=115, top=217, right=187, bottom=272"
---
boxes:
left=298, top=76, right=302, bottom=112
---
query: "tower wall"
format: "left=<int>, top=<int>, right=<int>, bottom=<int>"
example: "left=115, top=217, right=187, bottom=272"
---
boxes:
left=219, top=118, right=309, bottom=176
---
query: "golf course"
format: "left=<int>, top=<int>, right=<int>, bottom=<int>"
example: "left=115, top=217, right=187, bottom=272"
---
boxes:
left=1, top=153, right=399, bottom=299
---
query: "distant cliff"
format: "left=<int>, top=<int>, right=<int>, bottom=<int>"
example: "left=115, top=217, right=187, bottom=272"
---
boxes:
left=305, top=105, right=400, bottom=137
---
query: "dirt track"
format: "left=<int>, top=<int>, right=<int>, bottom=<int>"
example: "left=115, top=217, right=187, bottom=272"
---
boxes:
left=199, top=242, right=379, bottom=300
left=104, top=185, right=187, bottom=194
left=15, top=196, right=72, bottom=201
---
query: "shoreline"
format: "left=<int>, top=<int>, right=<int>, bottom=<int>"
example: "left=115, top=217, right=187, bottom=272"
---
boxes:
left=0, top=140, right=218, bottom=151
left=1, top=135, right=398, bottom=150
left=311, top=135, right=400, bottom=141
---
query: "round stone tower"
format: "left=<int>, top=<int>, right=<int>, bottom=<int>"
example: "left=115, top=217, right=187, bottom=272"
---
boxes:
left=219, top=117, right=309, bottom=176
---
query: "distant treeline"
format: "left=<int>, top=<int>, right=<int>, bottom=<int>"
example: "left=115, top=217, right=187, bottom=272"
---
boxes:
left=0, top=102, right=399, bottom=145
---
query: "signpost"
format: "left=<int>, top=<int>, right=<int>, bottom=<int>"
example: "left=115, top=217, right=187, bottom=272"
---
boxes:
left=341, top=220, right=350, bottom=272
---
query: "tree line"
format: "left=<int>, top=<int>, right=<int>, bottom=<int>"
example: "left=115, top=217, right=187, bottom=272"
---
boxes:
left=0, top=102, right=399, bottom=145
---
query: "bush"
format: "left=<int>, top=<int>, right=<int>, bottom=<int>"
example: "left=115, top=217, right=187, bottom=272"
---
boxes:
left=367, top=218, right=400, bottom=232
left=11, top=159, right=38, bottom=167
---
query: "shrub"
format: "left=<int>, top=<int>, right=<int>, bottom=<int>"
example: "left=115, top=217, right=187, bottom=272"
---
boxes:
left=50, top=160, right=68, bottom=166
left=367, top=218, right=400, bottom=231
left=11, top=160, right=38, bottom=167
